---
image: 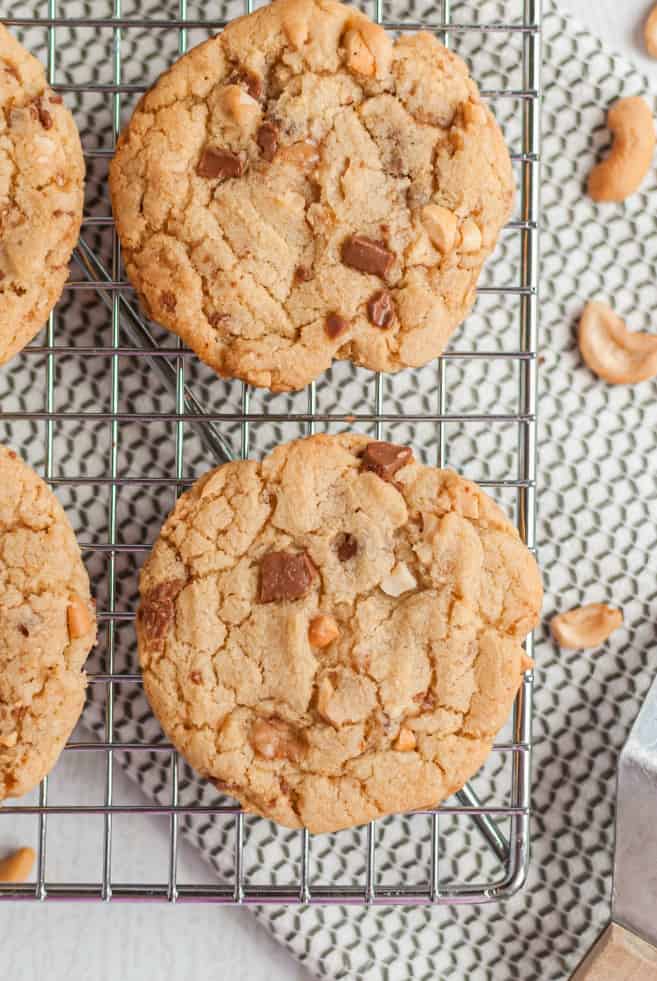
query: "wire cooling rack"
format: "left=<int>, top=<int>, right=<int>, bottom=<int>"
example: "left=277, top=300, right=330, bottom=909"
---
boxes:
left=0, top=0, right=541, bottom=904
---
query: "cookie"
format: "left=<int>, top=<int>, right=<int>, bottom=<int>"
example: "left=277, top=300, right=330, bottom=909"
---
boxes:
left=137, top=433, right=541, bottom=833
left=110, top=0, right=514, bottom=392
left=0, top=26, right=85, bottom=365
left=0, top=445, right=96, bottom=801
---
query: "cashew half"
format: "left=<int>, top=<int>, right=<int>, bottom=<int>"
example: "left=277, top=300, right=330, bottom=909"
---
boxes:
left=645, top=5, right=657, bottom=58
left=587, top=96, right=656, bottom=202
left=579, top=300, right=657, bottom=384
left=0, top=847, right=36, bottom=883
left=551, top=604, right=623, bottom=650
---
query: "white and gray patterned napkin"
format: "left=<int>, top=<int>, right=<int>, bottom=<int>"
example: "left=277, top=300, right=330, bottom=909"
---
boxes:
left=3, top=0, right=657, bottom=977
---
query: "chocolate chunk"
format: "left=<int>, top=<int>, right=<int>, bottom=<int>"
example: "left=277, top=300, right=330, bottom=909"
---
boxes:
left=257, top=122, right=279, bottom=162
left=138, top=580, right=185, bottom=651
left=335, top=533, right=358, bottom=561
left=36, top=99, right=53, bottom=129
left=361, top=442, right=414, bottom=481
left=197, top=147, right=244, bottom=180
left=259, top=550, right=317, bottom=603
left=294, top=265, right=312, bottom=283
left=325, top=313, right=349, bottom=340
left=413, top=691, right=435, bottom=711
left=341, top=235, right=394, bottom=278
left=228, top=66, right=263, bottom=100
left=160, top=290, right=176, bottom=312
left=208, top=311, right=230, bottom=328
left=367, top=289, right=395, bottom=328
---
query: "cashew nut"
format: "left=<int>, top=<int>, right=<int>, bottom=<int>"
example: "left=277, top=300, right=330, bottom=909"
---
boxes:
left=393, top=727, right=417, bottom=752
left=0, top=847, right=36, bottom=883
left=342, top=17, right=392, bottom=79
left=579, top=300, right=657, bottom=384
left=422, top=204, right=457, bottom=254
left=343, top=28, right=375, bottom=77
left=550, top=603, right=623, bottom=650
left=380, top=561, right=417, bottom=597
left=67, top=593, right=93, bottom=640
left=645, top=5, right=657, bottom=58
left=459, top=218, right=482, bottom=253
left=587, top=96, right=656, bottom=202
left=308, top=614, right=339, bottom=648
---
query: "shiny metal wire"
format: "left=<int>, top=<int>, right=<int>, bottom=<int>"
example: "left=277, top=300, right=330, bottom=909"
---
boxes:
left=0, top=0, right=541, bottom=905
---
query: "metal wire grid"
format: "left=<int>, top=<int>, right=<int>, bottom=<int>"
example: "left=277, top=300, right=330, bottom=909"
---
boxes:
left=0, top=0, right=541, bottom=904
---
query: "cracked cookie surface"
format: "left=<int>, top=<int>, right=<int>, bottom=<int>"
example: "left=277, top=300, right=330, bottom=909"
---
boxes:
left=110, top=0, right=514, bottom=392
left=137, top=433, right=541, bottom=833
left=0, top=445, right=96, bottom=801
left=0, top=26, right=85, bottom=364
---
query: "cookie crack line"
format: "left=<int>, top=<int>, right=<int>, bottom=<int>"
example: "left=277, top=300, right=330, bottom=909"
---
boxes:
left=109, top=0, right=514, bottom=392
left=136, top=433, right=542, bottom=834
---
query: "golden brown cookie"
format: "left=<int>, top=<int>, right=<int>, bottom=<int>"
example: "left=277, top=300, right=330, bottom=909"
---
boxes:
left=0, top=26, right=85, bottom=364
left=110, top=0, right=514, bottom=392
left=0, top=444, right=96, bottom=801
left=137, top=433, right=541, bottom=833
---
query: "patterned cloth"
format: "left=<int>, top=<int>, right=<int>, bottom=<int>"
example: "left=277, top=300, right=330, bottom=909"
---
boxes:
left=3, top=0, right=657, bottom=977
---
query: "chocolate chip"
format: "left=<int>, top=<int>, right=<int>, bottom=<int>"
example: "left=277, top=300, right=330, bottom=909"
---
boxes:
left=228, top=66, right=263, bottom=100
left=294, top=265, right=312, bottom=283
left=18, top=624, right=29, bottom=637
left=208, top=311, right=230, bottom=328
left=190, top=671, right=202, bottom=685
left=325, top=313, right=349, bottom=340
left=335, top=533, right=358, bottom=561
left=361, top=442, right=414, bottom=481
left=160, top=290, right=176, bottom=312
left=36, top=100, right=53, bottom=129
left=138, top=580, right=186, bottom=651
left=367, top=289, right=395, bottom=328
left=259, top=550, right=317, bottom=603
left=197, top=147, right=244, bottom=181
left=257, top=122, right=279, bottom=162
left=341, top=235, right=394, bottom=278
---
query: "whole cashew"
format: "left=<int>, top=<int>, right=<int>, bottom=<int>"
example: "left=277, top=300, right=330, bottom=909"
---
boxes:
left=645, top=5, right=657, bottom=58
left=551, top=604, right=623, bottom=650
left=579, top=300, right=657, bottom=384
left=587, top=96, right=655, bottom=202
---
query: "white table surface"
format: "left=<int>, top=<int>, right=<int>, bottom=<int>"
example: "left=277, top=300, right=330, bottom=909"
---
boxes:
left=2, top=2, right=657, bottom=980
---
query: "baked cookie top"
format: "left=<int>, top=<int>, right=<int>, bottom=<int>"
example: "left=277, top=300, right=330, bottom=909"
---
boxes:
left=110, top=0, right=514, bottom=392
left=0, top=26, right=85, bottom=365
left=0, top=445, right=96, bottom=802
left=137, top=433, right=541, bottom=833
